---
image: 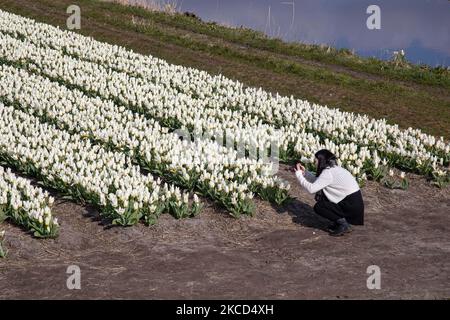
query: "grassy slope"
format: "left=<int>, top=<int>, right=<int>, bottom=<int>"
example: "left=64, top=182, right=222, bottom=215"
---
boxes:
left=1, top=0, right=449, bottom=138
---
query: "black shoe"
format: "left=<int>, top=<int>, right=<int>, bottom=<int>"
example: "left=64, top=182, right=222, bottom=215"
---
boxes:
left=329, top=219, right=352, bottom=236
left=327, top=222, right=339, bottom=232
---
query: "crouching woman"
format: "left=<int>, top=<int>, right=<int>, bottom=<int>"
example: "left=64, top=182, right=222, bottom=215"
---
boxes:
left=294, top=149, right=364, bottom=236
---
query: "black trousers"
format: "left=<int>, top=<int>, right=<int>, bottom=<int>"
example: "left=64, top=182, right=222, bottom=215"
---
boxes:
left=313, top=190, right=364, bottom=225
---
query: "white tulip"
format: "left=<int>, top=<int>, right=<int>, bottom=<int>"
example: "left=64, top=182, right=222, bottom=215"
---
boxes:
left=0, top=9, right=447, bottom=226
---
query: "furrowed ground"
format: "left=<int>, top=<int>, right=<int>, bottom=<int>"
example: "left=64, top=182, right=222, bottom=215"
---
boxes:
left=0, top=0, right=449, bottom=299
left=2, top=166, right=449, bottom=299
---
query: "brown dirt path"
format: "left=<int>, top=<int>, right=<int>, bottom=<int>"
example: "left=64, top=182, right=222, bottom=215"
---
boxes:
left=1, top=165, right=449, bottom=299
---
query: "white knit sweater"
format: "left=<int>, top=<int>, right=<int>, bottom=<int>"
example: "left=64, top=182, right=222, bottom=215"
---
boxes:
left=295, top=166, right=360, bottom=203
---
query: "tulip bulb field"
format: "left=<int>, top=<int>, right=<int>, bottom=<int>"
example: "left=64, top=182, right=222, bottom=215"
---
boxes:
left=0, top=9, right=448, bottom=238
left=0, top=1, right=449, bottom=300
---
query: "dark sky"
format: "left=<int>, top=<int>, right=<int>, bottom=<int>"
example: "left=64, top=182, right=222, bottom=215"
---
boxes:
left=140, top=0, right=450, bottom=66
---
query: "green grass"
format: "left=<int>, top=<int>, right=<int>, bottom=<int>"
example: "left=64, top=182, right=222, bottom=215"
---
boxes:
left=111, top=1, right=450, bottom=89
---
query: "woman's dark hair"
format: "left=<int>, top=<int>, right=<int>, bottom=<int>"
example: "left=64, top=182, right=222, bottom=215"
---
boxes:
left=315, top=149, right=338, bottom=177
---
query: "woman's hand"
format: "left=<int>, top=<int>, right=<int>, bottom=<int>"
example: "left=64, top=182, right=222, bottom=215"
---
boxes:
left=295, top=163, right=305, bottom=175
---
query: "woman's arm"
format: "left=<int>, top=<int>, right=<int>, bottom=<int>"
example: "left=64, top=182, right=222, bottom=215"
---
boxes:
left=303, top=171, right=317, bottom=183
left=295, top=169, right=333, bottom=194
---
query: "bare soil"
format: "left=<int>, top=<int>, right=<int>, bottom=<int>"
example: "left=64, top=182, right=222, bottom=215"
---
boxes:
left=1, top=164, right=449, bottom=299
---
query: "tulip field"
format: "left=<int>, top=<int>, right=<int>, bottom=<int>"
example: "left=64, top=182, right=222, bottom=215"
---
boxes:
left=0, top=9, right=449, bottom=239
left=0, top=166, right=58, bottom=238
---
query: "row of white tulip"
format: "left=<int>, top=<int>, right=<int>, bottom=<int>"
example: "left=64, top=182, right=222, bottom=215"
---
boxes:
left=0, top=31, right=286, bottom=156
left=0, top=9, right=231, bottom=99
left=0, top=64, right=291, bottom=215
left=0, top=166, right=58, bottom=237
left=0, top=31, right=371, bottom=182
left=0, top=10, right=448, bottom=187
left=0, top=103, right=201, bottom=226
left=0, top=9, right=447, bottom=178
